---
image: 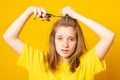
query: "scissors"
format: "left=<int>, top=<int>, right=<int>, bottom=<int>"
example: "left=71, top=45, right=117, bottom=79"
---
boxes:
left=40, top=13, right=63, bottom=18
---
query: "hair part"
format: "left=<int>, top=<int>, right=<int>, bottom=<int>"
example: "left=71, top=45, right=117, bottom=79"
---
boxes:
left=47, top=15, right=87, bottom=72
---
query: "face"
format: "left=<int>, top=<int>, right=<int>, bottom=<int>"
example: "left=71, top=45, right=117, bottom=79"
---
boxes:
left=55, top=26, right=77, bottom=61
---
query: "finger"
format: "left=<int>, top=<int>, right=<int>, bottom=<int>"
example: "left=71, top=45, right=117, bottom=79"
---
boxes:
left=45, top=18, right=50, bottom=21
left=41, top=8, right=47, bottom=18
left=42, top=18, right=50, bottom=21
left=62, top=8, right=67, bottom=16
left=37, top=8, right=42, bottom=18
left=34, top=9, right=37, bottom=19
left=42, top=15, right=50, bottom=21
left=42, top=17, right=48, bottom=21
left=46, top=18, right=50, bottom=21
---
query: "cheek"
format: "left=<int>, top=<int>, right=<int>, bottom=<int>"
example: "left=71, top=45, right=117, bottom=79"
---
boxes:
left=55, top=40, right=57, bottom=48
left=70, top=41, right=77, bottom=49
left=55, top=40, right=61, bottom=49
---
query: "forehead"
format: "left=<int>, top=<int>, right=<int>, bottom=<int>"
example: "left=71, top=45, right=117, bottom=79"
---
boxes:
left=55, top=26, right=76, bottom=37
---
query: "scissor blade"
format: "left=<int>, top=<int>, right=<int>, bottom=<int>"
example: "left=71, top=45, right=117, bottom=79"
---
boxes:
left=51, top=15, right=63, bottom=17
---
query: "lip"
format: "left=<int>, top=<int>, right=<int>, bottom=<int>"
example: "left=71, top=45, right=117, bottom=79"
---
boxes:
left=61, top=49, right=69, bottom=52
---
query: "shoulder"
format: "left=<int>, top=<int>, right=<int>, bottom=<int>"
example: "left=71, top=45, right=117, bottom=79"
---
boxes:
left=79, top=46, right=106, bottom=74
left=19, top=43, right=48, bottom=62
left=17, top=43, right=48, bottom=70
left=80, top=47, right=96, bottom=61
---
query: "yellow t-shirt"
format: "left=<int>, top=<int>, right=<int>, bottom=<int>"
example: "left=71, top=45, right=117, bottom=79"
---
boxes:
left=17, top=44, right=106, bottom=80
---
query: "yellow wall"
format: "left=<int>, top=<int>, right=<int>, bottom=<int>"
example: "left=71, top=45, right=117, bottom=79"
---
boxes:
left=0, top=0, right=120, bottom=80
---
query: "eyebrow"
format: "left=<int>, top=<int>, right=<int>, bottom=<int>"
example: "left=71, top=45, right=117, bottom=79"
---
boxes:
left=68, top=36, right=75, bottom=38
left=56, top=35, right=63, bottom=37
left=56, top=35, right=75, bottom=38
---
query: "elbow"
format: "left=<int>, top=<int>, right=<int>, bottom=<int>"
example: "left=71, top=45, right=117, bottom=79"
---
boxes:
left=3, top=34, right=15, bottom=46
left=3, top=33, right=18, bottom=41
left=2, top=34, right=12, bottom=42
left=3, top=34, right=7, bottom=40
left=106, top=32, right=115, bottom=43
left=2, top=34, right=9, bottom=42
left=102, top=32, right=115, bottom=42
left=110, top=32, right=115, bottom=41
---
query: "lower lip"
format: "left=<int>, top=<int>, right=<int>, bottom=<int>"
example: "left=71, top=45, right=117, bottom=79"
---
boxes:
left=62, top=50, right=69, bottom=53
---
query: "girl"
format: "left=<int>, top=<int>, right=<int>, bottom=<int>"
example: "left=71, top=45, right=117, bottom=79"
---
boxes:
left=3, top=6, right=115, bottom=80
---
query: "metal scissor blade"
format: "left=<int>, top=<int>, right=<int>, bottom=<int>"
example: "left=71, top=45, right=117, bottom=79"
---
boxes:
left=51, top=15, right=63, bottom=17
left=47, top=14, right=63, bottom=18
left=39, top=13, right=63, bottom=18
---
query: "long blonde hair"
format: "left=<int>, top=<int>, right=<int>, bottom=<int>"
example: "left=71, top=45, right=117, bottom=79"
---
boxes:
left=47, top=15, right=87, bottom=72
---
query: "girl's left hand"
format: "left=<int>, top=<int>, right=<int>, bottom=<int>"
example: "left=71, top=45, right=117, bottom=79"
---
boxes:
left=61, top=6, right=79, bottom=19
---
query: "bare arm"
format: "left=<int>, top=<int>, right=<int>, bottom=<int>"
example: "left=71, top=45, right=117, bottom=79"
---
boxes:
left=62, top=6, right=115, bottom=60
left=3, top=6, right=48, bottom=55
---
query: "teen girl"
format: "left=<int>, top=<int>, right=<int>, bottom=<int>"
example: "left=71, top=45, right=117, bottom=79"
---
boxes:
left=3, top=6, right=115, bottom=80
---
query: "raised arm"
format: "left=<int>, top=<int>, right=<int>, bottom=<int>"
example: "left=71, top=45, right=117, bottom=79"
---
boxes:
left=3, top=6, right=48, bottom=55
left=62, top=6, right=115, bottom=60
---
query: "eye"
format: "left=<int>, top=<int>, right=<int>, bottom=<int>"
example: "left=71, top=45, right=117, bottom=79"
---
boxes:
left=69, top=38, right=74, bottom=41
left=57, top=37, right=62, bottom=41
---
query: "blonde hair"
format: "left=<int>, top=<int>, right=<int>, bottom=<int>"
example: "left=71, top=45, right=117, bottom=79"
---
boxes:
left=47, top=15, right=87, bottom=72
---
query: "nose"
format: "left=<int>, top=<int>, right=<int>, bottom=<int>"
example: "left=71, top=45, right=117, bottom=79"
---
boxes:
left=63, top=40, right=69, bottom=48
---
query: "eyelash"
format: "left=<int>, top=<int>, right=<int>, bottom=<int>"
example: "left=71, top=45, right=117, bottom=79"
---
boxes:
left=69, top=38, right=74, bottom=41
left=57, top=38, right=62, bottom=40
left=57, top=38, right=74, bottom=41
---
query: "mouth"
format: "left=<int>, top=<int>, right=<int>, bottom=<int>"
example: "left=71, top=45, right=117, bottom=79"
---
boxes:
left=61, top=49, right=69, bottom=52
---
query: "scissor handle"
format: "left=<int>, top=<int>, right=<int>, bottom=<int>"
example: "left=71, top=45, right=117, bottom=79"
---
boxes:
left=47, top=13, right=53, bottom=18
left=40, top=13, right=53, bottom=18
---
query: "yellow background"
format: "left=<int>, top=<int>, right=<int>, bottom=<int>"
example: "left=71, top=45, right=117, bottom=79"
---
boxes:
left=0, top=0, right=120, bottom=80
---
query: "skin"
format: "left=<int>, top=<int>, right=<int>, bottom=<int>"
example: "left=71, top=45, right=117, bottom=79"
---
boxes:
left=3, top=6, right=115, bottom=60
left=55, top=26, right=77, bottom=62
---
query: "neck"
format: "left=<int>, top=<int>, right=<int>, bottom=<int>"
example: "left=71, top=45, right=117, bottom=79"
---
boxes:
left=60, top=57, right=69, bottom=62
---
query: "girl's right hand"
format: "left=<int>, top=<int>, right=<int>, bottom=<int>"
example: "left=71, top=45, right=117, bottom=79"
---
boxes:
left=27, top=6, right=50, bottom=21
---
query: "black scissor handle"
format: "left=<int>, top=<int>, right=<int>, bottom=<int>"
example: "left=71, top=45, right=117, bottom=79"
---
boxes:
left=40, top=13, right=53, bottom=18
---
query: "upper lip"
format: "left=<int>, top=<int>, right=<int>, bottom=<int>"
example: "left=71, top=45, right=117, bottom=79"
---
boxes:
left=61, top=49, right=69, bottom=51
